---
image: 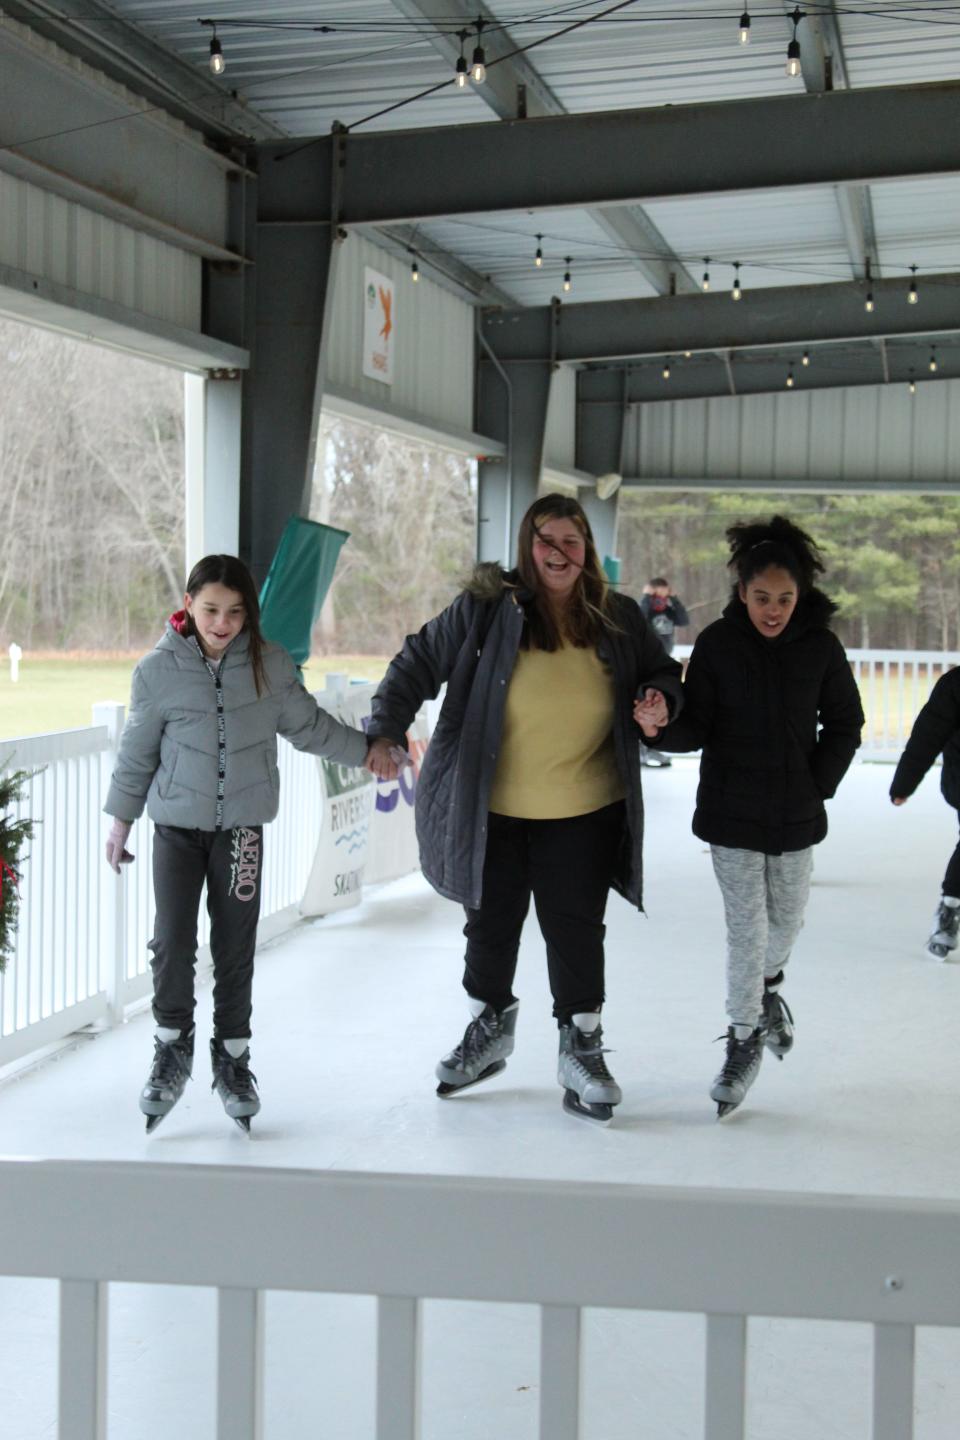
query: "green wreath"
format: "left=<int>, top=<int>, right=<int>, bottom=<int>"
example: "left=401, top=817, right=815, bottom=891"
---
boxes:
left=0, top=769, right=37, bottom=974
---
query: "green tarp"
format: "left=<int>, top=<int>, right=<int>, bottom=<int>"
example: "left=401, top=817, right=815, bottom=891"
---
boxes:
left=258, top=516, right=350, bottom=667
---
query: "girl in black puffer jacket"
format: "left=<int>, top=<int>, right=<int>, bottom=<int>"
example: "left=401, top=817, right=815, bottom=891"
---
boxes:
left=637, top=516, right=864, bottom=1117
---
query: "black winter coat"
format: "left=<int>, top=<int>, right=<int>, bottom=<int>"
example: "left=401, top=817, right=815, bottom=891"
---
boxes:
left=367, top=568, right=684, bottom=910
left=654, top=591, right=864, bottom=854
left=890, top=667, right=960, bottom=809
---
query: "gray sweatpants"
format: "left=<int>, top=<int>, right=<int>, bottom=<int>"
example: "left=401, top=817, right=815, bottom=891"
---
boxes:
left=710, top=845, right=814, bottom=1030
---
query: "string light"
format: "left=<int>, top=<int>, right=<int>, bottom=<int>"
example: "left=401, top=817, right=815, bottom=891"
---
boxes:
left=701, top=257, right=711, bottom=293
left=410, top=257, right=419, bottom=282
left=802, top=350, right=810, bottom=367
left=662, top=357, right=672, bottom=379
left=908, top=370, right=917, bottom=395
left=455, top=31, right=469, bottom=89
left=208, top=26, right=225, bottom=75
left=908, top=265, right=919, bottom=304
left=471, top=16, right=487, bottom=84
left=534, top=234, right=543, bottom=268
left=731, top=261, right=742, bottom=301
left=739, top=9, right=751, bottom=45
left=683, top=350, right=692, bottom=359
left=785, top=7, right=803, bottom=77
left=563, top=257, right=572, bottom=293
left=929, top=347, right=938, bottom=373
left=865, top=291, right=875, bottom=313
left=786, top=368, right=795, bottom=389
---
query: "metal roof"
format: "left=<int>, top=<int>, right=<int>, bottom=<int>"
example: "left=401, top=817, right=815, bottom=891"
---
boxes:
left=19, top=1, right=960, bottom=338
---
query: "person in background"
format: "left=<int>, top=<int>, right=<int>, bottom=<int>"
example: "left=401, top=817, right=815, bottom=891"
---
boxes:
left=637, top=517, right=863, bottom=1117
left=104, top=554, right=393, bottom=1134
left=890, top=666, right=960, bottom=959
left=366, top=494, right=682, bottom=1124
left=639, top=577, right=689, bottom=768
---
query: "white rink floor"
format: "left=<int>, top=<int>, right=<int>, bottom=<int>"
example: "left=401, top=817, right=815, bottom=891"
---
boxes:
left=2, top=759, right=959, bottom=1438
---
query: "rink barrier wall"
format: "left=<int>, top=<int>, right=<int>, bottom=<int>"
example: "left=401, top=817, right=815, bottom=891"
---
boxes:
left=0, top=1157, right=957, bottom=1439
left=0, top=650, right=955, bottom=1074
left=0, top=680, right=425, bottom=1073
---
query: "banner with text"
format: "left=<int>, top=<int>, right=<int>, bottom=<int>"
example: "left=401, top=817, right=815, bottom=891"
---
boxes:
left=362, top=267, right=395, bottom=385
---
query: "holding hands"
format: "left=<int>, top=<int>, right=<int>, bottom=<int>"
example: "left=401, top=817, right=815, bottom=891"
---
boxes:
left=365, top=737, right=411, bottom=780
left=634, top=687, right=669, bottom=737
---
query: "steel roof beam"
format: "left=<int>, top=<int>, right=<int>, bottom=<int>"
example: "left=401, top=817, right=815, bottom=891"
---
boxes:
left=266, top=82, right=960, bottom=228
left=789, top=1, right=879, bottom=280
left=385, top=0, right=698, bottom=294
left=365, top=224, right=516, bottom=308
left=479, top=272, right=960, bottom=363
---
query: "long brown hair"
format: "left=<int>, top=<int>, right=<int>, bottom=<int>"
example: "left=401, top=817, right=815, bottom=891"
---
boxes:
left=182, top=554, right=268, bottom=696
left=515, top=493, right=617, bottom=650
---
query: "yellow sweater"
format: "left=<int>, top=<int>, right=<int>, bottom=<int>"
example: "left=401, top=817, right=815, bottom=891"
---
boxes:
left=488, top=643, right=624, bottom=819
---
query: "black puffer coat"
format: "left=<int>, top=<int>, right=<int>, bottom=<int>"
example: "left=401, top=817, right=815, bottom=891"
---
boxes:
left=890, top=667, right=960, bottom=809
left=654, top=590, right=864, bottom=854
left=367, top=567, right=683, bottom=910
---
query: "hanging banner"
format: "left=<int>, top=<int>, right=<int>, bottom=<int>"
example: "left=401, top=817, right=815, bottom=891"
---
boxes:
left=362, top=267, right=395, bottom=385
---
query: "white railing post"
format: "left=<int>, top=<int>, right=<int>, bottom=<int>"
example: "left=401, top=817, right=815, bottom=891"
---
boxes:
left=376, top=1296, right=421, bottom=1440
left=539, top=1304, right=581, bottom=1440
left=59, top=1279, right=107, bottom=1440
left=217, top=1287, right=264, bottom=1440
left=93, top=703, right=127, bottom=1026
left=872, top=1322, right=915, bottom=1440
left=705, top=1313, right=746, bottom=1440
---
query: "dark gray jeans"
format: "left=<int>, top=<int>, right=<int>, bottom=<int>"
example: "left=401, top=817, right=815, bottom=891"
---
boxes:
left=149, top=824, right=263, bottom=1039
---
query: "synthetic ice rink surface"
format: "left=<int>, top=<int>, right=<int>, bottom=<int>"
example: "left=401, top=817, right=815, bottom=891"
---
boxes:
left=1, top=759, right=958, bottom=1439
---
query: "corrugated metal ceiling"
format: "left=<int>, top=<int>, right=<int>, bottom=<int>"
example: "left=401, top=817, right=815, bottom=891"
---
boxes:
left=72, top=2, right=960, bottom=312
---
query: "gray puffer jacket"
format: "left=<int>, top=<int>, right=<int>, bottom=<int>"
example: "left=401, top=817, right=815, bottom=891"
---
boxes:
left=368, top=567, right=683, bottom=911
left=105, top=621, right=369, bottom=831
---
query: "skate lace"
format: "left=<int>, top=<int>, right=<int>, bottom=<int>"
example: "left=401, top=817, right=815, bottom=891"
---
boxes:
left=215, top=1051, right=258, bottom=1100
left=936, top=904, right=960, bottom=936
left=572, top=1037, right=615, bottom=1084
left=149, top=1038, right=191, bottom=1087
left=460, top=1014, right=499, bottom=1065
left=714, top=1032, right=760, bottom=1083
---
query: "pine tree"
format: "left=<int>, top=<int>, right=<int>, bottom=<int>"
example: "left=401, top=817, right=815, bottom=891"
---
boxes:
left=0, top=769, right=37, bottom=973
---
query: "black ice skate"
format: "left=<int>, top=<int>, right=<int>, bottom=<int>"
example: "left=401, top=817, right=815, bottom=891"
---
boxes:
left=436, top=1001, right=518, bottom=1096
left=926, top=897, right=960, bottom=961
left=710, top=1027, right=764, bottom=1118
left=761, top=972, right=794, bottom=1060
left=210, top=1039, right=261, bottom=1133
left=557, top=1017, right=622, bottom=1125
left=140, top=1026, right=195, bottom=1134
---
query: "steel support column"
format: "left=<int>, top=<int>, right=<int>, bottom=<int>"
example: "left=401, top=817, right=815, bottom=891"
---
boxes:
left=476, top=358, right=554, bottom=565
left=184, top=373, right=242, bottom=571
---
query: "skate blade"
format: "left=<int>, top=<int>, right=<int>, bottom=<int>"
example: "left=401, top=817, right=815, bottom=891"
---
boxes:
left=436, top=1059, right=506, bottom=1097
left=144, top=1113, right=165, bottom=1134
left=233, top=1116, right=252, bottom=1134
left=562, top=1090, right=614, bottom=1125
left=716, top=1100, right=741, bottom=1119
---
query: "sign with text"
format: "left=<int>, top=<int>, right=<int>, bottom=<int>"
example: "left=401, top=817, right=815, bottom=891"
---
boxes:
left=362, top=267, right=395, bottom=385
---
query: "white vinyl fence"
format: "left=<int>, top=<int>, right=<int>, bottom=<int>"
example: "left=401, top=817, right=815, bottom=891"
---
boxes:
left=0, top=1157, right=957, bottom=1440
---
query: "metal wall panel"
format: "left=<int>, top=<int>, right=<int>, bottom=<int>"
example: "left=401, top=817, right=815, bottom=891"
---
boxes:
left=326, top=232, right=473, bottom=436
left=624, top=381, right=960, bottom=487
left=0, top=170, right=201, bottom=335
left=543, top=364, right=576, bottom=474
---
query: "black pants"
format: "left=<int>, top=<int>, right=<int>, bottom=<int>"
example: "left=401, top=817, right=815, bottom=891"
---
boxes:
left=462, top=802, right=625, bottom=1024
left=944, top=814, right=960, bottom=896
left=149, top=824, right=263, bottom=1039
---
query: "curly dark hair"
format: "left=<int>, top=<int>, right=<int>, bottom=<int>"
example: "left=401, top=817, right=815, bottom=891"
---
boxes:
left=726, top=515, right=825, bottom=596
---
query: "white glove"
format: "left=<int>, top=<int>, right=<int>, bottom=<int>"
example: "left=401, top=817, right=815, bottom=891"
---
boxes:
left=105, top=818, right=134, bottom=873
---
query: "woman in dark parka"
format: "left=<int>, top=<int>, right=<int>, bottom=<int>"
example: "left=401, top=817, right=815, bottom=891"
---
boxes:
left=366, top=493, right=682, bottom=1123
left=637, top=516, right=864, bottom=1117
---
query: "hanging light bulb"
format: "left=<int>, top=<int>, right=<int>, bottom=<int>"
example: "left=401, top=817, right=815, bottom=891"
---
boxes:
left=739, top=9, right=751, bottom=45
left=454, top=30, right=469, bottom=89
left=929, top=347, right=938, bottom=373
left=410, top=258, right=419, bottom=282
left=471, top=17, right=487, bottom=83
left=865, top=291, right=875, bottom=314
left=786, top=368, right=795, bottom=389
left=908, top=265, right=919, bottom=304
left=731, top=262, right=742, bottom=301
left=683, top=350, right=692, bottom=359
left=702, top=257, right=711, bottom=292
left=563, top=257, right=572, bottom=293
left=908, top=370, right=917, bottom=396
left=785, top=7, right=803, bottom=76
left=662, top=358, right=672, bottom=380
left=801, top=351, right=810, bottom=367
left=209, top=27, right=225, bottom=76
left=534, top=234, right=543, bottom=269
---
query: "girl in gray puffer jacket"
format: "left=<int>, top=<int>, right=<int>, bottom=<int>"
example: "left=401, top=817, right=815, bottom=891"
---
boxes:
left=104, top=554, right=383, bottom=1134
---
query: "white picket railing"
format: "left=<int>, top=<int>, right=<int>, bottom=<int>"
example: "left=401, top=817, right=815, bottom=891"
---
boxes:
left=0, top=1157, right=957, bottom=1440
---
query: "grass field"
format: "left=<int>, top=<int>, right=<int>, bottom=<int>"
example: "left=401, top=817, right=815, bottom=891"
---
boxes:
left=0, top=655, right=390, bottom=741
